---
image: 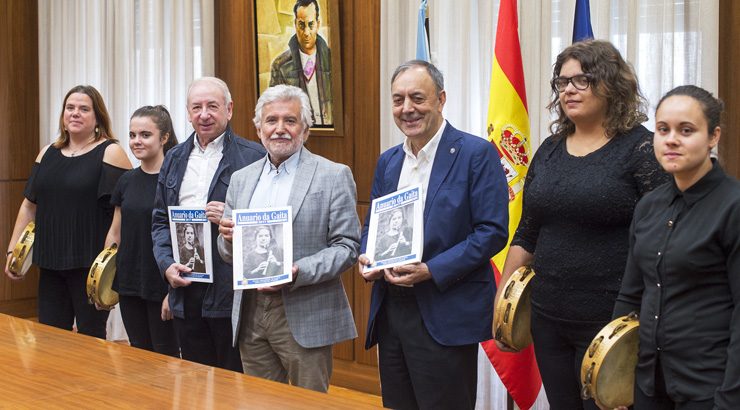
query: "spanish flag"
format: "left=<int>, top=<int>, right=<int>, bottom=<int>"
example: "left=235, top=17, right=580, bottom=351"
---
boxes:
left=480, top=0, right=541, bottom=408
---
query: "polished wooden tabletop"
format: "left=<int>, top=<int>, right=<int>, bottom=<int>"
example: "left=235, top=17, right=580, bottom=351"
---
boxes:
left=0, top=314, right=382, bottom=409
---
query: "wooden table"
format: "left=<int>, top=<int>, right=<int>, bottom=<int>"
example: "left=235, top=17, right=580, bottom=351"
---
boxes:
left=0, top=314, right=382, bottom=409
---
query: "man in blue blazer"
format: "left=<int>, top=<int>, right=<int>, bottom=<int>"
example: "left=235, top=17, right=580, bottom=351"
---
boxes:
left=359, top=60, right=509, bottom=409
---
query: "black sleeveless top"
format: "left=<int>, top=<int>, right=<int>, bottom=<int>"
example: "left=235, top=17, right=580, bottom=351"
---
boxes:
left=24, top=140, right=127, bottom=270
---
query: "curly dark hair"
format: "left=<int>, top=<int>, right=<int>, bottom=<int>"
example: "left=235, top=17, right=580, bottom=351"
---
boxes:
left=547, top=40, right=648, bottom=138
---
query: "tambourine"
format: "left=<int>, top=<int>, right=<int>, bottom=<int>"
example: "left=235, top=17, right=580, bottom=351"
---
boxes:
left=86, top=244, right=119, bottom=309
left=493, top=265, right=535, bottom=350
left=8, top=221, right=35, bottom=277
left=580, top=312, right=640, bottom=408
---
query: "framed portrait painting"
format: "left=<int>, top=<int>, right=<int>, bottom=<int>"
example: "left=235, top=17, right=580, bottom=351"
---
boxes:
left=254, top=0, right=344, bottom=135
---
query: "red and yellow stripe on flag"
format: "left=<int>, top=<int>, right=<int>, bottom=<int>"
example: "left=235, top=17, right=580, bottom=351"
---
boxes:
left=481, top=0, right=542, bottom=409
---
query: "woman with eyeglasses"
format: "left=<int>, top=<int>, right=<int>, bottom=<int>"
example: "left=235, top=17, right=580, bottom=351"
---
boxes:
left=493, top=40, right=669, bottom=410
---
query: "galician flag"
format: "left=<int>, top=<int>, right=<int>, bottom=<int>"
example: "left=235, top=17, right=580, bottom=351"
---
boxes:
left=480, top=0, right=541, bottom=408
left=416, top=0, right=430, bottom=61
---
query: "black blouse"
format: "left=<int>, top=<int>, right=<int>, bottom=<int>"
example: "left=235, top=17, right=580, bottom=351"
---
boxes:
left=512, top=125, right=670, bottom=322
left=614, top=161, right=740, bottom=407
left=110, top=168, right=168, bottom=301
left=24, top=141, right=126, bottom=270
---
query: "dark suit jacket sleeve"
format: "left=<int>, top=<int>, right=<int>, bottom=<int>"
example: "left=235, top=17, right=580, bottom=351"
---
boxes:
left=152, top=151, right=176, bottom=276
left=425, top=143, right=509, bottom=292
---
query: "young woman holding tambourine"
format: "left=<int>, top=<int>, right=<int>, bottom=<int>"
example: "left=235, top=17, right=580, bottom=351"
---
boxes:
left=104, top=106, right=179, bottom=357
left=4, top=85, right=132, bottom=339
left=614, top=86, right=739, bottom=410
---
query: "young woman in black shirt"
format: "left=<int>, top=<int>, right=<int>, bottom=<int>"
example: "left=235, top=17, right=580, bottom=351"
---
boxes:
left=105, top=106, right=180, bottom=356
left=615, top=86, right=739, bottom=409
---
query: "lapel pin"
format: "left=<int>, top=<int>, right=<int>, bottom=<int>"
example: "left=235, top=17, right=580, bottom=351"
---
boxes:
left=450, top=147, right=456, bottom=154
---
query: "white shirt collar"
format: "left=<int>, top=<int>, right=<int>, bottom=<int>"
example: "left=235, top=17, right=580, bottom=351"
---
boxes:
left=263, top=146, right=302, bottom=176
left=402, top=119, right=446, bottom=161
left=194, top=131, right=225, bottom=153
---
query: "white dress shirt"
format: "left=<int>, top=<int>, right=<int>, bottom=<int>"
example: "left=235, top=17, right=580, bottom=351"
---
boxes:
left=397, top=119, right=446, bottom=213
left=179, top=133, right=225, bottom=206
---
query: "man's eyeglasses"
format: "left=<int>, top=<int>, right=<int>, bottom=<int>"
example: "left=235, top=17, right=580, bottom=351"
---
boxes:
left=551, top=74, right=594, bottom=92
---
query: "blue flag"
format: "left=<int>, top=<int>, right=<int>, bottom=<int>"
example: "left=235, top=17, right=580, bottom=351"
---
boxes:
left=572, top=0, right=594, bottom=42
left=416, top=0, right=430, bottom=61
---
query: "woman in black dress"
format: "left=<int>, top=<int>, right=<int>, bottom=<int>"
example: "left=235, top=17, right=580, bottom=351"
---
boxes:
left=493, top=40, right=669, bottom=410
left=614, top=86, right=739, bottom=409
left=105, top=106, right=179, bottom=356
left=5, top=85, right=131, bottom=338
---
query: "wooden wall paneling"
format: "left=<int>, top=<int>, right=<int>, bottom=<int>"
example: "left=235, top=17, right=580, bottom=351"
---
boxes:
left=0, top=0, right=40, bottom=180
left=352, top=205, right=377, bottom=367
left=214, top=0, right=259, bottom=143
left=719, top=0, right=740, bottom=179
left=0, top=0, right=39, bottom=317
left=352, top=0, right=381, bottom=203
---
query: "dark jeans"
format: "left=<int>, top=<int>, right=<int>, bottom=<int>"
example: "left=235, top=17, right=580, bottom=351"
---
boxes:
left=172, top=287, right=242, bottom=372
left=530, top=308, right=604, bottom=410
left=377, top=285, right=478, bottom=410
left=634, top=357, right=714, bottom=410
left=119, top=294, right=179, bottom=357
left=38, top=267, right=109, bottom=339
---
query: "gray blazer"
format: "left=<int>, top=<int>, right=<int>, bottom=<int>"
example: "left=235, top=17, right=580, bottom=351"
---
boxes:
left=218, top=147, right=360, bottom=348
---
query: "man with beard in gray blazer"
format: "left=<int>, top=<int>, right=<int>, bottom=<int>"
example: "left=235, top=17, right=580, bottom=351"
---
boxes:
left=217, top=84, right=359, bottom=392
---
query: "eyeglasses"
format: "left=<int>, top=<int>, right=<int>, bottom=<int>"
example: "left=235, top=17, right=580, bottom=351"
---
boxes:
left=551, top=74, right=594, bottom=92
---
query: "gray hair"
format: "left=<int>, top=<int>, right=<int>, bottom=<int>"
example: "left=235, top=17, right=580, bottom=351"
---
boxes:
left=253, top=85, right=314, bottom=131
left=187, top=77, right=233, bottom=105
left=391, top=60, right=445, bottom=94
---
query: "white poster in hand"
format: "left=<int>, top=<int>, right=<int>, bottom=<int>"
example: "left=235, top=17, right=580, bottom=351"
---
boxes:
left=168, top=206, right=213, bottom=283
left=232, top=206, right=293, bottom=290
left=364, top=184, right=424, bottom=272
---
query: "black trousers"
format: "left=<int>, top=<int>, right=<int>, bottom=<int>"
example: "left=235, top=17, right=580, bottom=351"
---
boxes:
left=633, top=357, right=714, bottom=410
left=530, top=308, right=604, bottom=410
left=377, top=285, right=478, bottom=410
left=172, top=286, right=242, bottom=372
left=38, top=268, right=109, bottom=339
left=119, top=295, right=179, bottom=357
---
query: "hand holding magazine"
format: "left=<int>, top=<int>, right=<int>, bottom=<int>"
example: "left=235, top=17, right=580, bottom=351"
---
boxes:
left=364, top=184, right=424, bottom=272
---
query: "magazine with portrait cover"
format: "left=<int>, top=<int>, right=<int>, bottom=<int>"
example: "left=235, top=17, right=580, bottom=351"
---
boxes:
left=232, top=206, right=293, bottom=290
left=364, top=184, right=423, bottom=272
left=168, top=206, right=213, bottom=283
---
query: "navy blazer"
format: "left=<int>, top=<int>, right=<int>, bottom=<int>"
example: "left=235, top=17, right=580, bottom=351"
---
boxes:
left=151, top=126, right=265, bottom=319
left=361, top=122, right=509, bottom=347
